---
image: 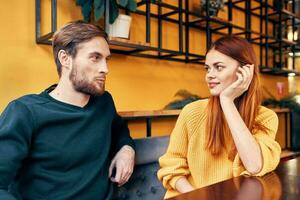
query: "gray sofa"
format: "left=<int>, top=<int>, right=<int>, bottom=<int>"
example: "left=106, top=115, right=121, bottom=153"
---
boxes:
left=112, top=136, right=169, bottom=200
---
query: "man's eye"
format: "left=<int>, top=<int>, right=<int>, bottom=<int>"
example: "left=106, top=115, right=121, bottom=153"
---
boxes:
left=91, top=56, right=100, bottom=61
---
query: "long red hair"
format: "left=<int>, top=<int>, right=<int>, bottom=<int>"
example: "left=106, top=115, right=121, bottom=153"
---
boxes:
left=205, top=36, right=268, bottom=159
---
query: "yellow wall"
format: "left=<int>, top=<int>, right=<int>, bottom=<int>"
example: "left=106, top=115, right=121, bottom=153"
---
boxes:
left=0, top=0, right=208, bottom=111
left=0, top=1, right=295, bottom=146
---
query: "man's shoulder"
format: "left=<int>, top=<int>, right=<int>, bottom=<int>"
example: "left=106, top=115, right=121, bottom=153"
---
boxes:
left=14, top=93, right=49, bottom=106
left=102, top=91, right=113, bottom=99
left=6, top=94, right=51, bottom=114
left=94, top=91, right=114, bottom=103
left=1, top=94, right=48, bottom=118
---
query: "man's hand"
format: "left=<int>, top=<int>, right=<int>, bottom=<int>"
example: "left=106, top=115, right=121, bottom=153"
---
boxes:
left=109, top=145, right=135, bottom=187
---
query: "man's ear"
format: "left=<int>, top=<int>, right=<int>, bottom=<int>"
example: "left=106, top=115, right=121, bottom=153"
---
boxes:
left=58, top=50, right=71, bottom=69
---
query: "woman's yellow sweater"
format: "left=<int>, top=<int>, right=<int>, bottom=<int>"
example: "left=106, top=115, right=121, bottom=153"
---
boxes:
left=157, top=99, right=281, bottom=199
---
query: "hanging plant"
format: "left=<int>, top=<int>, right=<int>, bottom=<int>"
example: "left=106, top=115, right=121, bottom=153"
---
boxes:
left=75, top=0, right=137, bottom=24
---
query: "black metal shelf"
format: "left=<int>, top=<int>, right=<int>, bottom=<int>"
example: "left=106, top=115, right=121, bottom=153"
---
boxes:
left=252, top=0, right=300, bottom=74
left=268, top=38, right=297, bottom=48
left=260, top=66, right=300, bottom=76
left=35, top=0, right=300, bottom=75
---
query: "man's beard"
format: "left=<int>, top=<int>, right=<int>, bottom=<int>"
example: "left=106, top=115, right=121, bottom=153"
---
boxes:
left=69, top=66, right=105, bottom=96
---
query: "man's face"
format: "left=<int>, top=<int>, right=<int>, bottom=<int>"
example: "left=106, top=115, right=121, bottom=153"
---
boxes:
left=205, top=49, right=240, bottom=96
left=69, top=37, right=111, bottom=96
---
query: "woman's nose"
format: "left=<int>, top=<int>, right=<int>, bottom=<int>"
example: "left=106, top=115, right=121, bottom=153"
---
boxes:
left=206, top=68, right=216, bottom=79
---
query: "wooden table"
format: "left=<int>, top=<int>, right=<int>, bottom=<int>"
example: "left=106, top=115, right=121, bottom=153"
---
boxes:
left=167, top=157, right=300, bottom=200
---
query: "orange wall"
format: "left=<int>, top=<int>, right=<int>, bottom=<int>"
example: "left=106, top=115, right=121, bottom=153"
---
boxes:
left=0, top=0, right=208, bottom=112
left=0, top=1, right=296, bottom=146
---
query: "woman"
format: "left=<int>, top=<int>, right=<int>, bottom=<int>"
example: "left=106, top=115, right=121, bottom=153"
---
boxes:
left=157, top=36, right=281, bottom=199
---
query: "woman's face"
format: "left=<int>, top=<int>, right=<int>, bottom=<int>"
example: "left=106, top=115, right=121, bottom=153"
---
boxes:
left=205, top=49, right=240, bottom=96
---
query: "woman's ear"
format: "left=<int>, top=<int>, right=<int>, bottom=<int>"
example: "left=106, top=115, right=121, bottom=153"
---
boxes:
left=58, top=50, right=71, bottom=69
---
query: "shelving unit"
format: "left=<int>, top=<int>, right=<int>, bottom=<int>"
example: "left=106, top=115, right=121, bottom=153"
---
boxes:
left=35, top=0, right=300, bottom=76
left=228, top=0, right=300, bottom=76
left=261, top=0, right=300, bottom=75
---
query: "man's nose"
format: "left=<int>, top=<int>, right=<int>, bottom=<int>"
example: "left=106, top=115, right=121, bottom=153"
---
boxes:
left=98, top=62, right=109, bottom=74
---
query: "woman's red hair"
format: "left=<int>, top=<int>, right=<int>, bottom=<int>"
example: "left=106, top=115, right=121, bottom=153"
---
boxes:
left=205, top=36, right=268, bottom=159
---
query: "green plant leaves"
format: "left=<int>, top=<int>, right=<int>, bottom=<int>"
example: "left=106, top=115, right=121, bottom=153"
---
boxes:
left=109, top=0, right=119, bottom=24
left=164, top=89, right=203, bottom=109
left=75, top=0, right=137, bottom=24
left=126, top=0, right=137, bottom=11
left=174, top=89, right=199, bottom=99
left=77, top=0, right=93, bottom=22
left=164, top=98, right=201, bottom=109
left=117, top=0, right=129, bottom=7
left=75, top=0, right=86, bottom=6
left=94, top=0, right=102, bottom=8
left=94, top=0, right=105, bottom=21
left=262, top=95, right=300, bottom=113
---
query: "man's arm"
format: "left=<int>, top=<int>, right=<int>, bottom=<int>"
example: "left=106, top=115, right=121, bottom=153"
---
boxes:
left=109, top=144, right=135, bottom=186
left=0, top=192, right=18, bottom=200
left=110, top=113, right=135, bottom=152
left=109, top=111, right=135, bottom=186
left=0, top=101, right=33, bottom=199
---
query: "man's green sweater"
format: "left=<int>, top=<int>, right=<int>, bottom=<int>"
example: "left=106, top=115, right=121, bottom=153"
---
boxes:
left=0, top=86, right=134, bottom=200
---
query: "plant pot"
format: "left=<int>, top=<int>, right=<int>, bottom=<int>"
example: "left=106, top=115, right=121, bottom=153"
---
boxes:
left=208, top=9, right=219, bottom=16
left=108, top=14, right=132, bottom=39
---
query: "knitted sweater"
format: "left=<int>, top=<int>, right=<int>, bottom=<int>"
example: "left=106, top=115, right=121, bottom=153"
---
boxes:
left=157, top=99, right=281, bottom=199
left=0, top=86, right=134, bottom=200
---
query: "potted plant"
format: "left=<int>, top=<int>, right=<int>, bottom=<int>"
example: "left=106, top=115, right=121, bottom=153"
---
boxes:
left=200, top=0, right=225, bottom=17
left=164, top=89, right=204, bottom=109
left=75, top=0, right=137, bottom=38
left=262, top=87, right=300, bottom=150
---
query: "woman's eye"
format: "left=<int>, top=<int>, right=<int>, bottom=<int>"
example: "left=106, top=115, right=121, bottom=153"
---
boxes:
left=216, top=65, right=223, bottom=71
left=204, top=66, right=210, bottom=72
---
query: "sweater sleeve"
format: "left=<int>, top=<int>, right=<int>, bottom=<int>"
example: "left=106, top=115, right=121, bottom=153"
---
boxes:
left=0, top=101, right=34, bottom=199
left=157, top=107, right=190, bottom=190
left=111, top=112, right=135, bottom=152
left=233, top=109, right=281, bottom=177
left=108, top=93, right=134, bottom=153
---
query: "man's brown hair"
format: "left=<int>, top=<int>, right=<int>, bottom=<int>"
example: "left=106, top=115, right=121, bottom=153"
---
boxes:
left=52, top=20, right=108, bottom=77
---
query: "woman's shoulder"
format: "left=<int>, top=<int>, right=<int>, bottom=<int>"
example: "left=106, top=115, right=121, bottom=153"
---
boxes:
left=180, top=99, right=208, bottom=118
left=257, top=106, right=278, bottom=123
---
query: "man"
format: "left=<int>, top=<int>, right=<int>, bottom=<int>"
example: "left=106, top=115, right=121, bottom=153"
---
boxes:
left=0, top=20, right=135, bottom=200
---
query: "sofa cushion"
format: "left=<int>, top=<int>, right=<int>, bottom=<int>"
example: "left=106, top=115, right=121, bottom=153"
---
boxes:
left=112, top=136, right=169, bottom=200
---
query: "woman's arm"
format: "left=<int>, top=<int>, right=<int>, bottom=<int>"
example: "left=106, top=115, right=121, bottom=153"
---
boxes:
left=220, top=99, right=262, bottom=174
left=175, top=177, right=195, bottom=193
left=157, top=106, right=192, bottom=192
left=220, top=64, right=262, bottom=174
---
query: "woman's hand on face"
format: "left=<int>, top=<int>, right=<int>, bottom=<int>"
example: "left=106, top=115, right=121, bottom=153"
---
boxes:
left=220, top=64, right=254, bottom=102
